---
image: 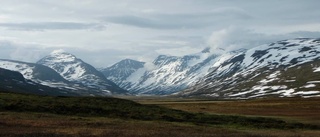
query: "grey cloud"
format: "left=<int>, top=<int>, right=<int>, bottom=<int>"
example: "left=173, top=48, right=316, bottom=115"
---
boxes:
left=0, top=40, right=49, bottom=63
left=207, top=27, right=320, bottom=53
left=1, top=0, right=320, bottom=67
left=0, top=22, right=107, bottom=31
left=104, top=9, right=252, bottom=29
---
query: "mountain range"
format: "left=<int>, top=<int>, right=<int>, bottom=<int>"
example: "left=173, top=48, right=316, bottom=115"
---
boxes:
left=1, top=38, right=320, bottom=98
left=178, top=38, right=320, bottom=98
left=101, top=38, right=320, bottom=98
left=0, top=51, right=127, bottom=96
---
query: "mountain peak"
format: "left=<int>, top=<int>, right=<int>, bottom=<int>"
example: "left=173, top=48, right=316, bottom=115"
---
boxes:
left=51, top=49, right=67, bottom=55
left=38, top=51, right=128, bottom=95
left=45, top=50, right=77, bottom=63
left=201, top=47, right=211, bottom=53
left=100, top=59, right=145, bottom=84
left=120, top=59, right=144, bottom=65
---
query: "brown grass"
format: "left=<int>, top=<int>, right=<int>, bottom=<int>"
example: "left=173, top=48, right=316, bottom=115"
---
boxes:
left=136, top=97, right=320, bottom=126
left=1, top=111, right=319, bottom=137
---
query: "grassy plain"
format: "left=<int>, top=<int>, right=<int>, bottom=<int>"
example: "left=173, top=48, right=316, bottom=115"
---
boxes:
left=0, top=92, right=319, bottom=137
left=135, top=97, right=320, bottom=126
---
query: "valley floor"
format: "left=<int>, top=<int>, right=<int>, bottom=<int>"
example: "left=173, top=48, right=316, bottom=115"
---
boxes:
left=0, top=112, right=319, bottom=137
left=1, top=95, right=320, bottom=137
left=135, top=97, right=320, bottom=126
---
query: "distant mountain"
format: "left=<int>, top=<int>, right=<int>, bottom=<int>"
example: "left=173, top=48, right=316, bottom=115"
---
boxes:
left=100, top=48, right=245, bottom=95
left=0, top=68, right=78, bottom=96
left=37, top=50, right=127, bottom=95
left=0, top=59, right=68, bottom=85
left=178, top=38, right=320, bottom=98
left=99, top=59, right=145, bottom=89
left=101, top=38, right=320, bottom=98
left=0, top=59, right=112, bottom=96
left=2, top=38, right=320, bottom=98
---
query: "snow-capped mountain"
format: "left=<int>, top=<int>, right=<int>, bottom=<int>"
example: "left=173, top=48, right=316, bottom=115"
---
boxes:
left=101, top=38, right=320, bottom=98
left=99, top=59, right=145, bottom=89
left=101, top=48, right=244, bottom=95
left=178, top=38, right=320, bottom=98
left=37, top=50, right=127, bottom=95
left=0, top=67, right=78, bottom=96
left=0, top=59, right=112, bottom=96
left=0, top=59, right=68, bottom=85
left=2, top=38, right=320, bottom=98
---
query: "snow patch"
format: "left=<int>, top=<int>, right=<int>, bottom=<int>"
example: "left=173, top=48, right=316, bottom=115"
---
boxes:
left=284, top=80, right=296, bottom=82
left=259, top=71, right=280, bottom=84
left=301, top=84, right=316, bottom=88
left=307, top=81, right=320, bottom=84
left=51, top=49, right=66, bottom=54
left=294, top=91, right=320, bottom=95
left=0, top=60, right=34, bottom=79
left=313, top=66, right=320, bottom=72
left=276, top=89, right=295, bottom=97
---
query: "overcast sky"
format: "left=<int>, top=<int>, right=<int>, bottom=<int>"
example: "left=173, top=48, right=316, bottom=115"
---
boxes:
left=1, top=0, right=320, bottom=67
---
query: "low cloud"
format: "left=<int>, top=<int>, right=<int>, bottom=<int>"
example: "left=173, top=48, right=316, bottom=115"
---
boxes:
left=207, top=27, right=268, bottom=53
left=10, top=48, right=46, bottom=63
left=207, top=27, right=320, bottom=53
left=0, top=22, right=107, bottom=31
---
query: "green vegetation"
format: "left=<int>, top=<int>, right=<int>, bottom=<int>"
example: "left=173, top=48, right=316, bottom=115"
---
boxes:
left=0, top=92, right=318, bottom=130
